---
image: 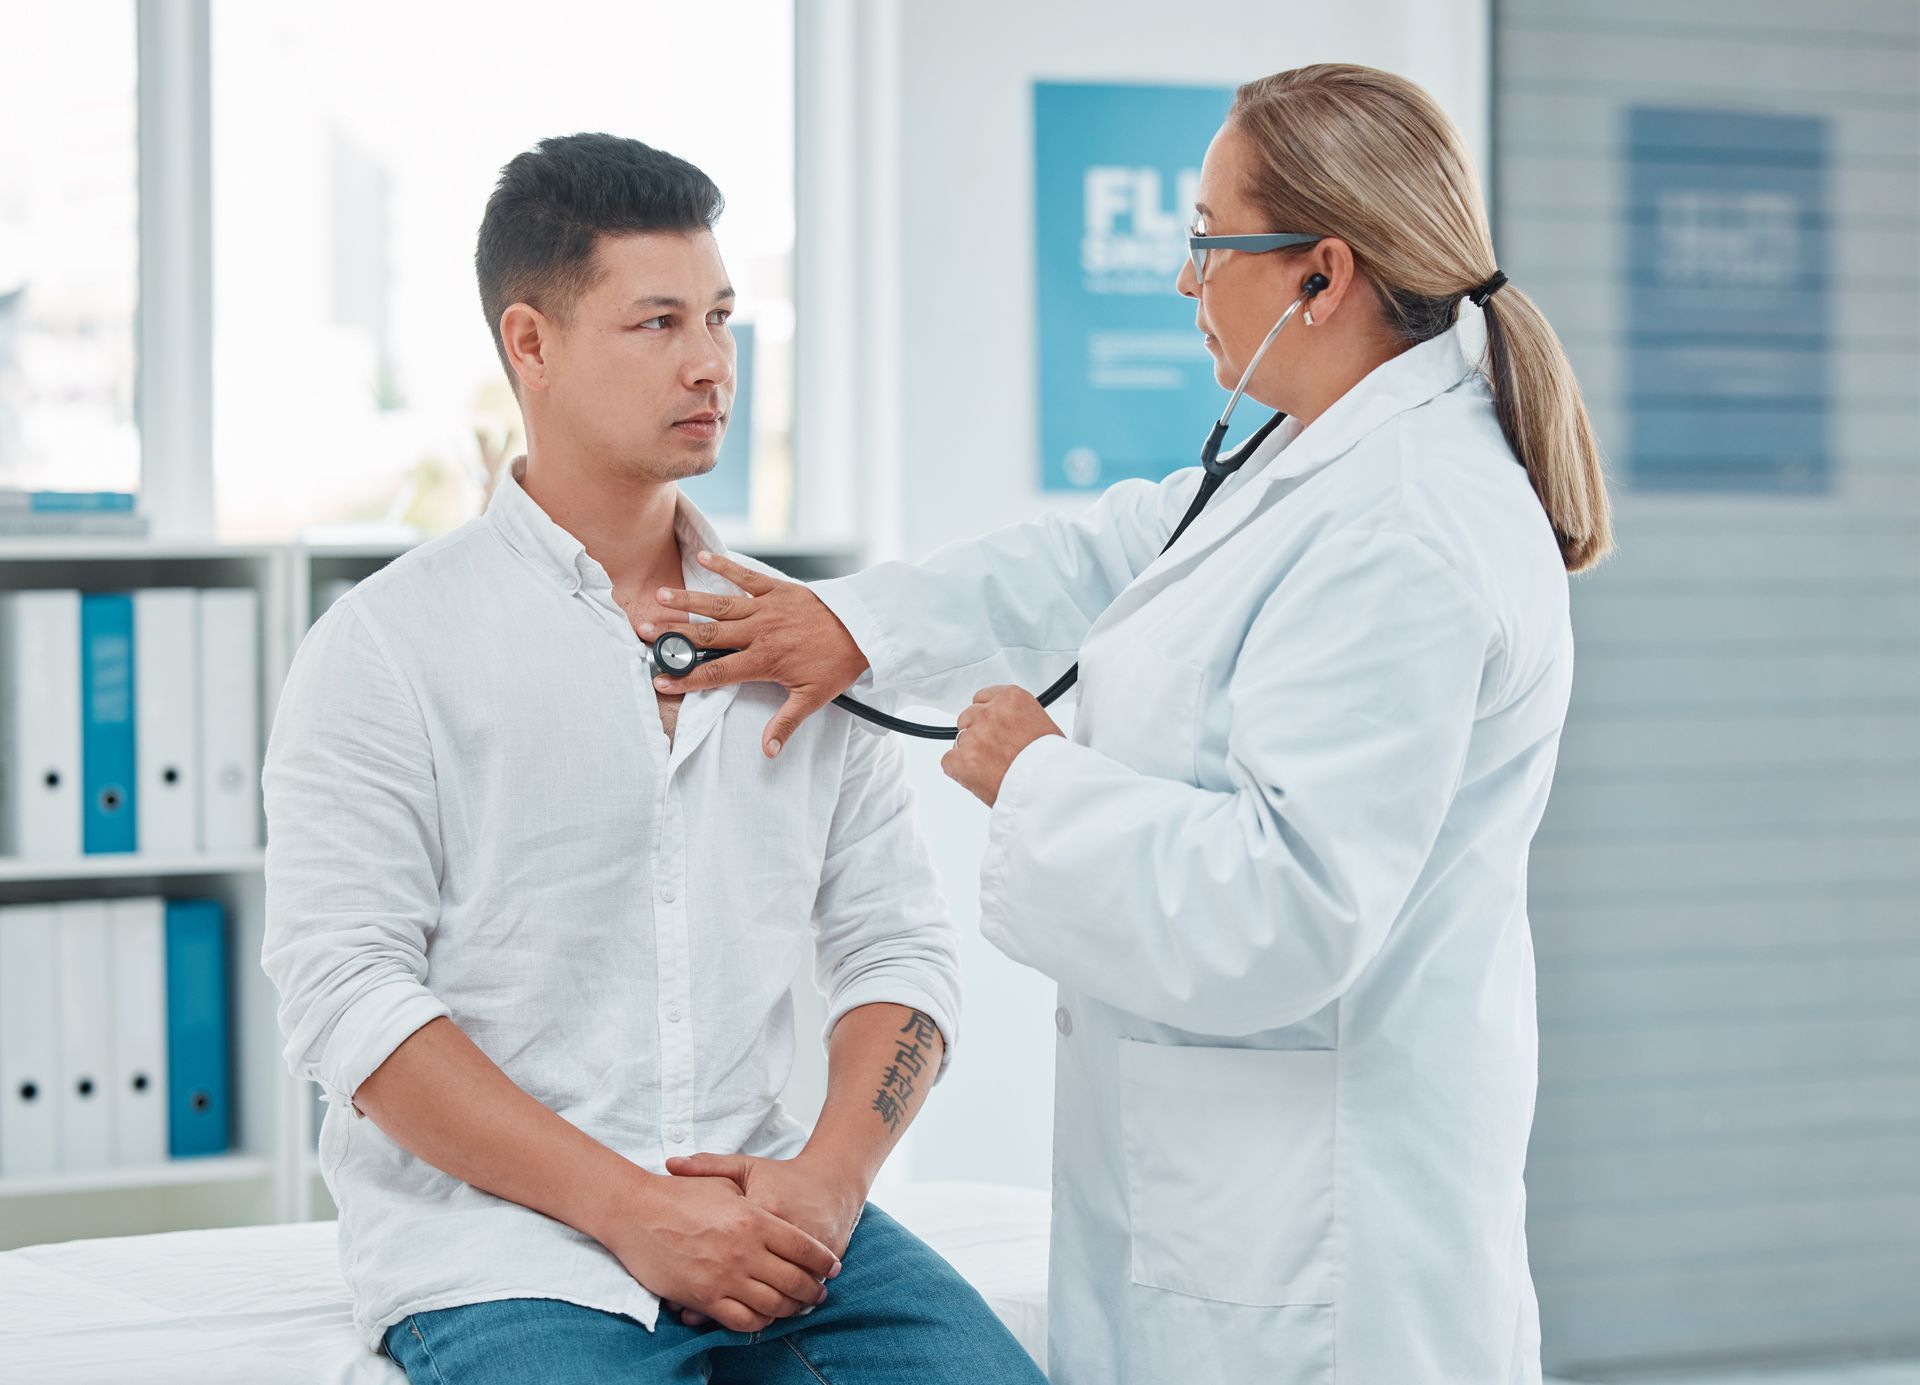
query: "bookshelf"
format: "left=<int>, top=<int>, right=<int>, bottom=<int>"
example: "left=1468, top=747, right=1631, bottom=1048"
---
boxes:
left=0, top=541, right=283, bottom=1248
left=0, top=531, right=855, bottom=1247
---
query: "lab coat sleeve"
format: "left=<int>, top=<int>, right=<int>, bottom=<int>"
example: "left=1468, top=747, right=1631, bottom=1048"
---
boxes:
left=260, top=601, right=452, bottom=1116
left=811, top=467, right=1206, bottom=712
left=977, top=527, right=1498, bottom=1036
left=810, top=717, right=963, bottom=1078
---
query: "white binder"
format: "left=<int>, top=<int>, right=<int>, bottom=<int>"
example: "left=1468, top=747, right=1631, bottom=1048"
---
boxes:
left=0, top=590, right=83, bottom=859
left=108, top=895, right=170, bottom=1166
left=0, top=903, right=62, bottom=1175
left=56, top=899, right=116, bottom=1171
left=197, top=590, right=260, bottom=850
left=134, top=589, right=201, bottom=857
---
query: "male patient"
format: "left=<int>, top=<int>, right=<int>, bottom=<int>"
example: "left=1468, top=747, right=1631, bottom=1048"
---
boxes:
left=261, top=132, right=1044, bottom=1385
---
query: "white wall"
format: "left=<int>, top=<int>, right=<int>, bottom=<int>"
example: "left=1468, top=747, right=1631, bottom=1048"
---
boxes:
left=808, top=0, right=1492, bottom=1189
left=1494, top=0, right=1920, bottom=1371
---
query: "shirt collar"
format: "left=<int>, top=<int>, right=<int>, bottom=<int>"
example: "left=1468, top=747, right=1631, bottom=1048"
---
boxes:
left=487, top=456, right=733, bottom=595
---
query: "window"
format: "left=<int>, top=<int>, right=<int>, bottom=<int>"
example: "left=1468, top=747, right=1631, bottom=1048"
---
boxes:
left=209, top=0, right=795, bottom=540
left=0, top=1, right=141, bottom=495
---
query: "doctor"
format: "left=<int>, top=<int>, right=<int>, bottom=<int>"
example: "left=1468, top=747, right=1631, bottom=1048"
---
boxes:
left=650, top=63, right=1611, bottom=1384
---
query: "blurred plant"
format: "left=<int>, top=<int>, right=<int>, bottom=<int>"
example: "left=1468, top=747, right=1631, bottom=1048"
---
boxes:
left=470, top=378, right=524, bottom=510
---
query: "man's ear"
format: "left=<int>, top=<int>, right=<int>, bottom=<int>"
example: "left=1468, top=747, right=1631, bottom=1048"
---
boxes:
left=500, top=302, right=551, bottom=394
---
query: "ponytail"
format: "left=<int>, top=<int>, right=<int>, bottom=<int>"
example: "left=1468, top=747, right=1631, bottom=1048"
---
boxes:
left=1480, top=286, right=1613, bottom=571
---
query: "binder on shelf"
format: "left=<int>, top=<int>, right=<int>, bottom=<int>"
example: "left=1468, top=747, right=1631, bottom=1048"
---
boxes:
left=81, top=593, right=138, bottom=855
left=0, top=904, right=61, bottom=1175
left=0, top=590, right=83, bottom=859
left=0, top=488, right=138, bottom=513
left=197, top=590, right=260, bottom=851
left=56, top=900, right=115, bottom=1171
left=109, top=896, right=170, bottom=1166
left=134, top=590, right=200, bottom=857
left=165, top=898, right=231, bottom=1158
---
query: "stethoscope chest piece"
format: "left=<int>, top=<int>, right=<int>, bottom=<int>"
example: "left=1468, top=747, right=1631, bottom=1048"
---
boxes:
left=650, top=631, right=702, bottom=678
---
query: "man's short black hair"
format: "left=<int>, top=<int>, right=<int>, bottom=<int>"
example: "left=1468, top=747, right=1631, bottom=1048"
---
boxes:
left=476, top=132, right=724, bottom=385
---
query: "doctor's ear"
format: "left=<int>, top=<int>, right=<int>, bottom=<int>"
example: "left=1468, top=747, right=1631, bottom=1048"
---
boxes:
left=1294, top=238, right=1359, bottom=324
left=1290, top=238, right=1367, bottom=326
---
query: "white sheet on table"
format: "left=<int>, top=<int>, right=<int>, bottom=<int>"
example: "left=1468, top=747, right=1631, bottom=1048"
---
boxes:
left=0, top=1180, right=1051, bottom=1384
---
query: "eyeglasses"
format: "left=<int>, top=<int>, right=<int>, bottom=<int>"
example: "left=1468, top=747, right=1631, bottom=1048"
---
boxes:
left=1187, top=231, right=1322, bottom=286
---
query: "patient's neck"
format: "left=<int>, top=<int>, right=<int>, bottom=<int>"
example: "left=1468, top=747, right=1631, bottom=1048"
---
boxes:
left=517, top=442, right=684, bottom=595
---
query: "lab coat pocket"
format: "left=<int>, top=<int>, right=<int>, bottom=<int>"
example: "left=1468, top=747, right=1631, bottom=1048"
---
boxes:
left=1078, top=646, right=1203, bottom=783
left=1118, top=1039, right=1336, bottom=1307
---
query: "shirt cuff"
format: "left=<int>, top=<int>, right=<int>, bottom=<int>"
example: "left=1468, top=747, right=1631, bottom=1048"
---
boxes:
left=821, top=982, right=961, bottom=1084
left=811, top=573, right=903, bottom=693
left=320, top=979, right=453, bottom=1118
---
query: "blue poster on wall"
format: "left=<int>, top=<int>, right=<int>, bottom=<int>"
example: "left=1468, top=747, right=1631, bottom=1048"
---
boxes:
left=1626, top=107, right=1830, bottom=492
left=1034, top=81, right=1233, bottom=492
left=680, top=319, right=755, bottom=520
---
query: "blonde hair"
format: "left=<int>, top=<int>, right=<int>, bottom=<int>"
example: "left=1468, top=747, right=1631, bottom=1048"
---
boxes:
left=1230, top=64, right=1612, bottom=572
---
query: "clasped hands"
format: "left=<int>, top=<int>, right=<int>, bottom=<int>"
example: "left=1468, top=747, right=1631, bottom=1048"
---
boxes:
left=594, top=1147, right=865, bottom=1335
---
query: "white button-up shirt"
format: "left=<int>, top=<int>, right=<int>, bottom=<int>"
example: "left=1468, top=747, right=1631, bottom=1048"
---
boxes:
left=261, top=462, right=959, bottom=1351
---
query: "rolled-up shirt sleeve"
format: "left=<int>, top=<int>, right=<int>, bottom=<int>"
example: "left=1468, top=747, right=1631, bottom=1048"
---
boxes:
left=809, top=719, right=962, bottom=1078
left=261, top=600, right=452, bottom=1117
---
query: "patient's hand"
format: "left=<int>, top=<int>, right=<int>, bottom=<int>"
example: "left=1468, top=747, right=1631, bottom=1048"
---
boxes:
left=595, top=1165, right=842, bottom=1335
left=664, top=1151, right=867, bottom=1326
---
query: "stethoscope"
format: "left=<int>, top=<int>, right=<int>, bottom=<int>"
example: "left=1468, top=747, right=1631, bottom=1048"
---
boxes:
left=648, top=273, right=1330, bottom=739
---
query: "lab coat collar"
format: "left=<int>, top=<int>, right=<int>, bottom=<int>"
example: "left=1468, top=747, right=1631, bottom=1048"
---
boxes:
left=1253, top=308, right=1484, bottom=488
left=1121, top=312, right=1487, bottom=603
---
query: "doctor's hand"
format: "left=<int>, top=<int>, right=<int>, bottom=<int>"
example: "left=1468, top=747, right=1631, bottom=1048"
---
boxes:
left=944, top=686, right=1063, bottom=807
left=641, top=552, right=869, bottom=759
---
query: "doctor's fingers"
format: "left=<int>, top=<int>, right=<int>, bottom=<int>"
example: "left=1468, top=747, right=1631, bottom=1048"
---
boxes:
left=693, top=550, right=781, bottom=596
left=654, top=586, right=753, bottom=621
left=940, top=736, right=983, bottom=778
left=762, top=688, right=836, bottom=758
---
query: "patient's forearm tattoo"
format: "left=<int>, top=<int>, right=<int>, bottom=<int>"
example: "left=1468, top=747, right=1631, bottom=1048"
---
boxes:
left=872, top=1010, right=940, bottom=1134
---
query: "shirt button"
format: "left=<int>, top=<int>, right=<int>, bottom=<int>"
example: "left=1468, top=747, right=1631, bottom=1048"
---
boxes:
left=665, top=1005, right=683, bottom=1023
left=669, top=1127, right=688, bottom=1144
left=1055, top=1007, right=1073, bottom=1037
left=660, top=886, right=676, bottom=903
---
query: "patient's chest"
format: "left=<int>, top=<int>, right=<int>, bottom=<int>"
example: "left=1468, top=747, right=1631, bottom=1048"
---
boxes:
left=654, top=688, right=683, bottom=743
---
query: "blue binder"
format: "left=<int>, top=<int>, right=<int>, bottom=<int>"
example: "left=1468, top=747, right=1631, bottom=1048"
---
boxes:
left=165, top=899, right=231, bottom=1158
left=80, top=593, right=138, bottom=854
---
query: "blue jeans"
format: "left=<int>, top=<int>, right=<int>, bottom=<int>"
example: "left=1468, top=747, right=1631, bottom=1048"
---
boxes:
left=381, top=1203, right=1047, bottom=1384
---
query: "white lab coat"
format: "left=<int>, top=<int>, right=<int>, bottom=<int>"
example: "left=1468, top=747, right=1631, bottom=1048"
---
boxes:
left=815, top=314, right=1572, bottom=1384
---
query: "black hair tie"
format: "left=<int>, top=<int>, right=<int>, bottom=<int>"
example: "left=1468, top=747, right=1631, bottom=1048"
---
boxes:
left=1468, top=270, right=1508, bottom=307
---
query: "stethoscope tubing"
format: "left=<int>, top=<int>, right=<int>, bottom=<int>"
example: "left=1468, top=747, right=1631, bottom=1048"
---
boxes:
left=652, top=286, right=1318, bottom=740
